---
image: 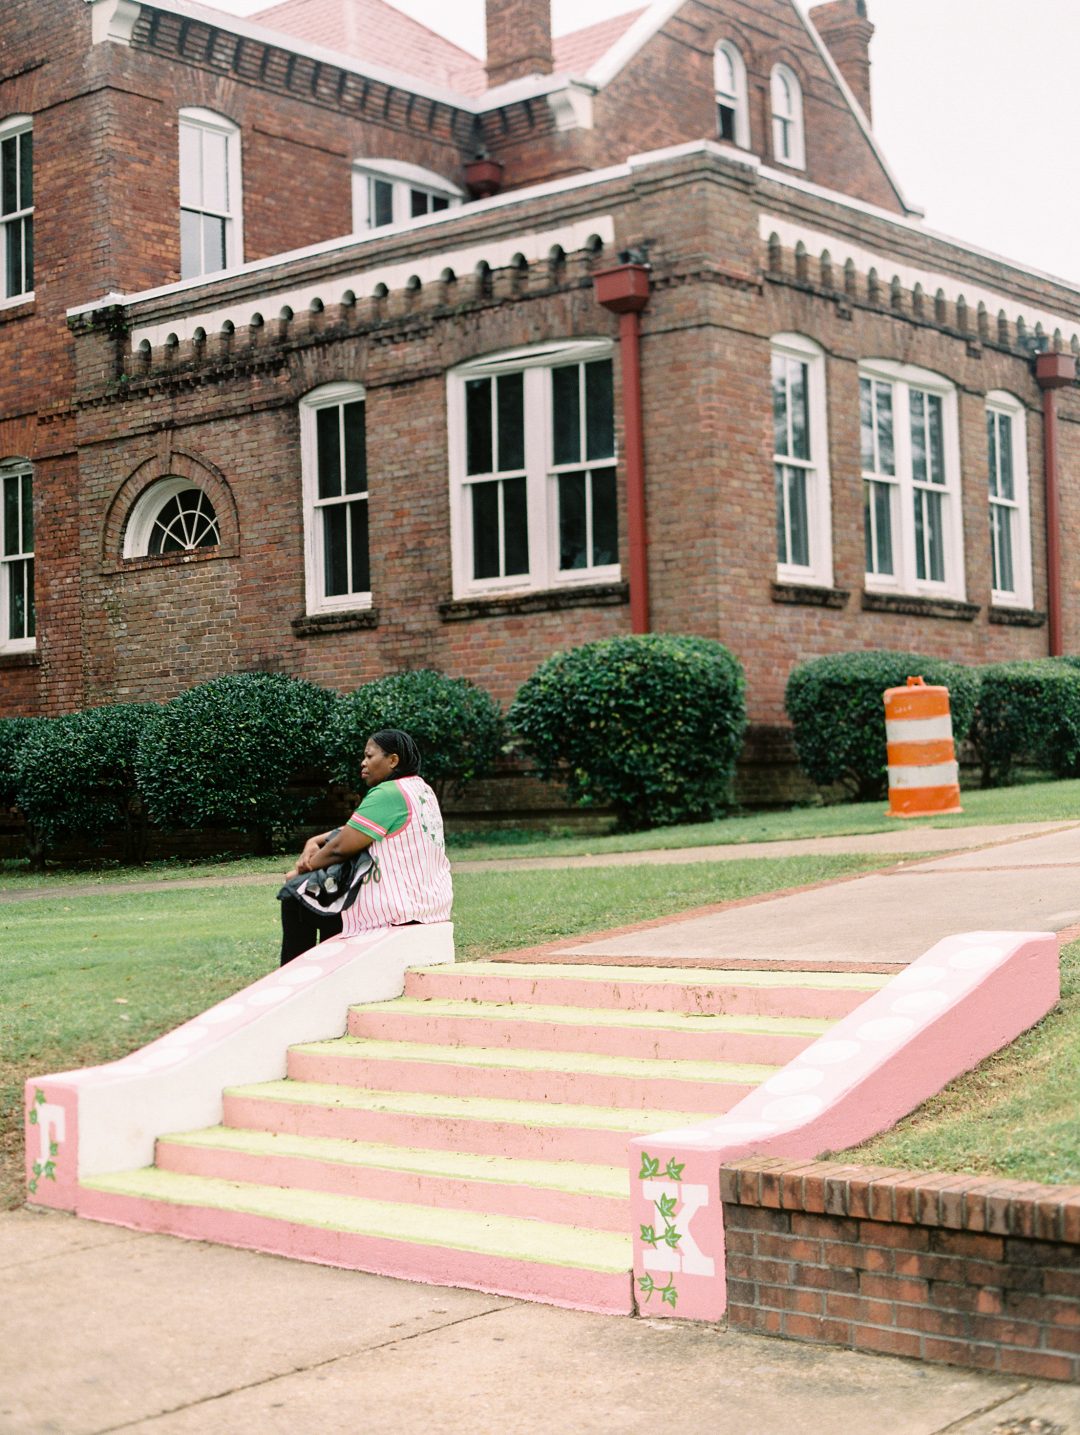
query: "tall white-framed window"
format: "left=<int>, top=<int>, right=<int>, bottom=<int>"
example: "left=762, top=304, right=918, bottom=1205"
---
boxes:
left=1, top=459, right=34, bottom=651
left=860, top=359, right=965, bottom=599
left=0, top=116, right=33, bottom=302
left=352, top=160, right=462, bottom=233
left=179, top=108, right=242, bottom=279
left=300, top=383, right=369, bottom=614
left=986, top=391, right=1032, bottom=609
left=771, top=334, right=833, bottom=586
left=770, top=64, right=805, bottom=169
left=714, top=42, right=750, bottom=148
left=448, top=340, right=618, bottom=599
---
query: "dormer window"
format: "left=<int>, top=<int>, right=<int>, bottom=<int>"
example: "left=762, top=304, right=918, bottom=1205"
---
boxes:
left=770, top=64, right=805, bottom=169
left=352, top=161, right=463, bottom=233
left=714, top=43, right=749, bottom=148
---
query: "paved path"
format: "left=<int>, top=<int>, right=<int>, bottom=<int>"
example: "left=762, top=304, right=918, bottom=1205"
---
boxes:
left=4, top=1208, right=1079, bottom=1435
left=547, top=823, right=1080, bottom=969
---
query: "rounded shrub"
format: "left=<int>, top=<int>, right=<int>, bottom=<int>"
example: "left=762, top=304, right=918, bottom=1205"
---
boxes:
left=785, top=650, right=980, bottom=801
left=327, top=669, right=503, bottom=800
left=13, top=704, right=157, bottom=859
left=970, top=659, right=1080, bottom=787
left=135, top=673, right=337, bottom=849
left=0, top=716, right=44, bottom=810
left=508, top=634, right=747, bottom=831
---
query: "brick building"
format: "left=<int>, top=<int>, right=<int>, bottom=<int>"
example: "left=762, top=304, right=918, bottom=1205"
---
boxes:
left=3, top=0, right=1079, bottom=761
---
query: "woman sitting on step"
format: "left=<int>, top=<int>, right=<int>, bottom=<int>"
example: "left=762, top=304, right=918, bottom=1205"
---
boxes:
left=279, top=728, right=453, bottom=965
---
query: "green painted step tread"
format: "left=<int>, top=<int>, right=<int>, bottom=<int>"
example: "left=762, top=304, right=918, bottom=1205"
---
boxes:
left=413, top=962, right=889, bottom=990
left=226, top=1080, right=708, bottom=1134
left=355, top=997, right=833, bottom=1038
left=82, top=1168, right=632, bottom=1272
left=294, top=1037, right=777, bottom=1085
left=161, top=1127, right=630, bottom=1198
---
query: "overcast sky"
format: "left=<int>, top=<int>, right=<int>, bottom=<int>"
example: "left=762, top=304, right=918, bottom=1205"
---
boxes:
left=210, top=0, right=1080, bottom=287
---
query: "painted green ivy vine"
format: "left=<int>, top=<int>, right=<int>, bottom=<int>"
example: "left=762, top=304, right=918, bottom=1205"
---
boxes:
left=635, top=1150, right=686, bottom=1308
left=26, top=1089, right=58, bottom=1196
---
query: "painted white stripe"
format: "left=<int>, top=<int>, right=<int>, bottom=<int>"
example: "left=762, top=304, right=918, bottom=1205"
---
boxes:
left=888, top=762, right=960, bottom=790
left=885, top=716, right=955, bottom=743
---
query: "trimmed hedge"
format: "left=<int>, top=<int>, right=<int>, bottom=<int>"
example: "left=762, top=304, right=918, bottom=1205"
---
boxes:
left=327, top=669, right=503, bottom=800
left=785, top=650, right=980, bottom=801
left=13, top=704, right=156, bottom=859
left=970, top=659, right=1080, bottom=786
left=0, top=716, right=43, bottom=810
left=135, top=673, right=336, bottom=849
left=508, top=634, right=746, bottom=831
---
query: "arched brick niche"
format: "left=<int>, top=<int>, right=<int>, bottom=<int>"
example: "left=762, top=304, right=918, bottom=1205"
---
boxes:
left=101, top=448, right=240, bottom=575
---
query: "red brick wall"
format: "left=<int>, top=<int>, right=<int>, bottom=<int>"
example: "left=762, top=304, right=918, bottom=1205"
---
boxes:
left=722, top=1157, right=1080, bottom=1382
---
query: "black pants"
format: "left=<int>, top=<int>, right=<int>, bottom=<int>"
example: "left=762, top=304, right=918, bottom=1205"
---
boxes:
left=279, top=892, right=343, bottom=965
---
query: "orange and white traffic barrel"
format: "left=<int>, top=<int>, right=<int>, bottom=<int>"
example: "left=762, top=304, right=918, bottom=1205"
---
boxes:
left=883, top=675, right=963, bottom=818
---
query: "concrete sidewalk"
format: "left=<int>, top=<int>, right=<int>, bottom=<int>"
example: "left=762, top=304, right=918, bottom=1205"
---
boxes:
left=547, top=822, right=1080, bottom=968
left=5, top=1207, right=1080, bottom=1435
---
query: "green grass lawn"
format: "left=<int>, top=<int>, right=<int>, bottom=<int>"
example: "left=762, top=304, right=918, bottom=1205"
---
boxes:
left=0, top=851, right=885, bottom=1209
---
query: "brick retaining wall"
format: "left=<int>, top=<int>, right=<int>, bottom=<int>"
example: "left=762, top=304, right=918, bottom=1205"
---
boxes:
left=721, top=1157, right=1080, bottom=1382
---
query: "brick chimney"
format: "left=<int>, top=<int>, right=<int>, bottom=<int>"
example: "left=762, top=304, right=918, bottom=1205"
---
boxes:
left=809, top=0, right=875, bottom=122
left=486, top=0, right=554, bottom=88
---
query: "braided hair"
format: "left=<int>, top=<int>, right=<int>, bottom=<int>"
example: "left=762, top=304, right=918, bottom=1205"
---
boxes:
left=368, top=729, right=422, bottom=778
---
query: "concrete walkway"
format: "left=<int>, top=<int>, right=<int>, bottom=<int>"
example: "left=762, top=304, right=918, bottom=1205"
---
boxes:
left=5, top=1207, right=1080, bottom=1435
left=544, top=822, right=1080, bottom=968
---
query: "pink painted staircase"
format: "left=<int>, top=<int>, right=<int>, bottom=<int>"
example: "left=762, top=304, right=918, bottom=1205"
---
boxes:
left=79, top=961, right=887, bottom=1314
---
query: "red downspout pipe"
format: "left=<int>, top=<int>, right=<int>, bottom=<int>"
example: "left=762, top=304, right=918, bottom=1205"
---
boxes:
left=1036, top=351, right=1077, bottom=657
left=594, top=262, right=652, bottom=634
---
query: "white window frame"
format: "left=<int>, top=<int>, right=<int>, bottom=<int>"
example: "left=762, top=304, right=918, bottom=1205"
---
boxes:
left=122, top=477, right=221, bottom=558
left=0, top=458, right=34, bottom=653
left=986, top=390, right=1033, bottom=610
left=178, top=107, right=243, bottom=278
left=448, top=339, right=618, bottom=601
left=770, top=64, right=805, bottom=170
left=300, top=382, right=370, bottom=616
left=771, top=333, right=833, bottom=588
left=0, top=115, right=33, bottom=305
left=714, top=42, right=750, bottom=149
left=859, top=359, right=965, bottom=601
left=352, top=159, right=463, bottom=233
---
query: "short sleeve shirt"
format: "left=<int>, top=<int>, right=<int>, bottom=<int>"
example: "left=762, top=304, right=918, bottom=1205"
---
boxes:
left=346, top=782, right=409, bottom=842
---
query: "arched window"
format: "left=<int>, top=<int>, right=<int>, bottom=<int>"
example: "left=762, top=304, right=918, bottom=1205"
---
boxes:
left=179, top=108, right=242, bottom=279
left=301, top=383, right=370, bottom=614
left=352, top=160, right=462, bottom=233
left=0, top=458, right=34, bottom=649
left=770, top=64, right=805, bottom=169
left=714, top=42, right=749, bottom=148
left=123, top=478, right=221, bottom=557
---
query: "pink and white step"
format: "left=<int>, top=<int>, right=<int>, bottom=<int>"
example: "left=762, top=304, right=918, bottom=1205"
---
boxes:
left=26, top=928, right=1058, bottom=1319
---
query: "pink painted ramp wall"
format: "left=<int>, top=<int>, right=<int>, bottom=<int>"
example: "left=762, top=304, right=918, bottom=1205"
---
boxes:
left=628, top=931, right=1059, bottom=1322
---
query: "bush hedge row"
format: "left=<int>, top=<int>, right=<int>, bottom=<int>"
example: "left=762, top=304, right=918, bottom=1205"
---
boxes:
left=2, top=642, right=1077, bottom=863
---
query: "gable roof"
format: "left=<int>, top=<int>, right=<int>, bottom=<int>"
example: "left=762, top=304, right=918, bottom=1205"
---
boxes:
left=251, top=0, right=645, bottom=96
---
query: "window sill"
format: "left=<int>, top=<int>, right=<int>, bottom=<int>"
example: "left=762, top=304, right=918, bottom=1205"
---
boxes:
left=989, top=605, right=1046, bottom=628
left=292, top=607, right=379, bottom=637
left=861, top=590, right=980, bottom=622
left=771, top=581, right=849, bottom=610
left=0, top=295, right=35, bottom=321
left=440, top=581, right=629, bottom=622
left=0, top=648, right=39, bottom=669
left=102, top=546, right=235, bottom=576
